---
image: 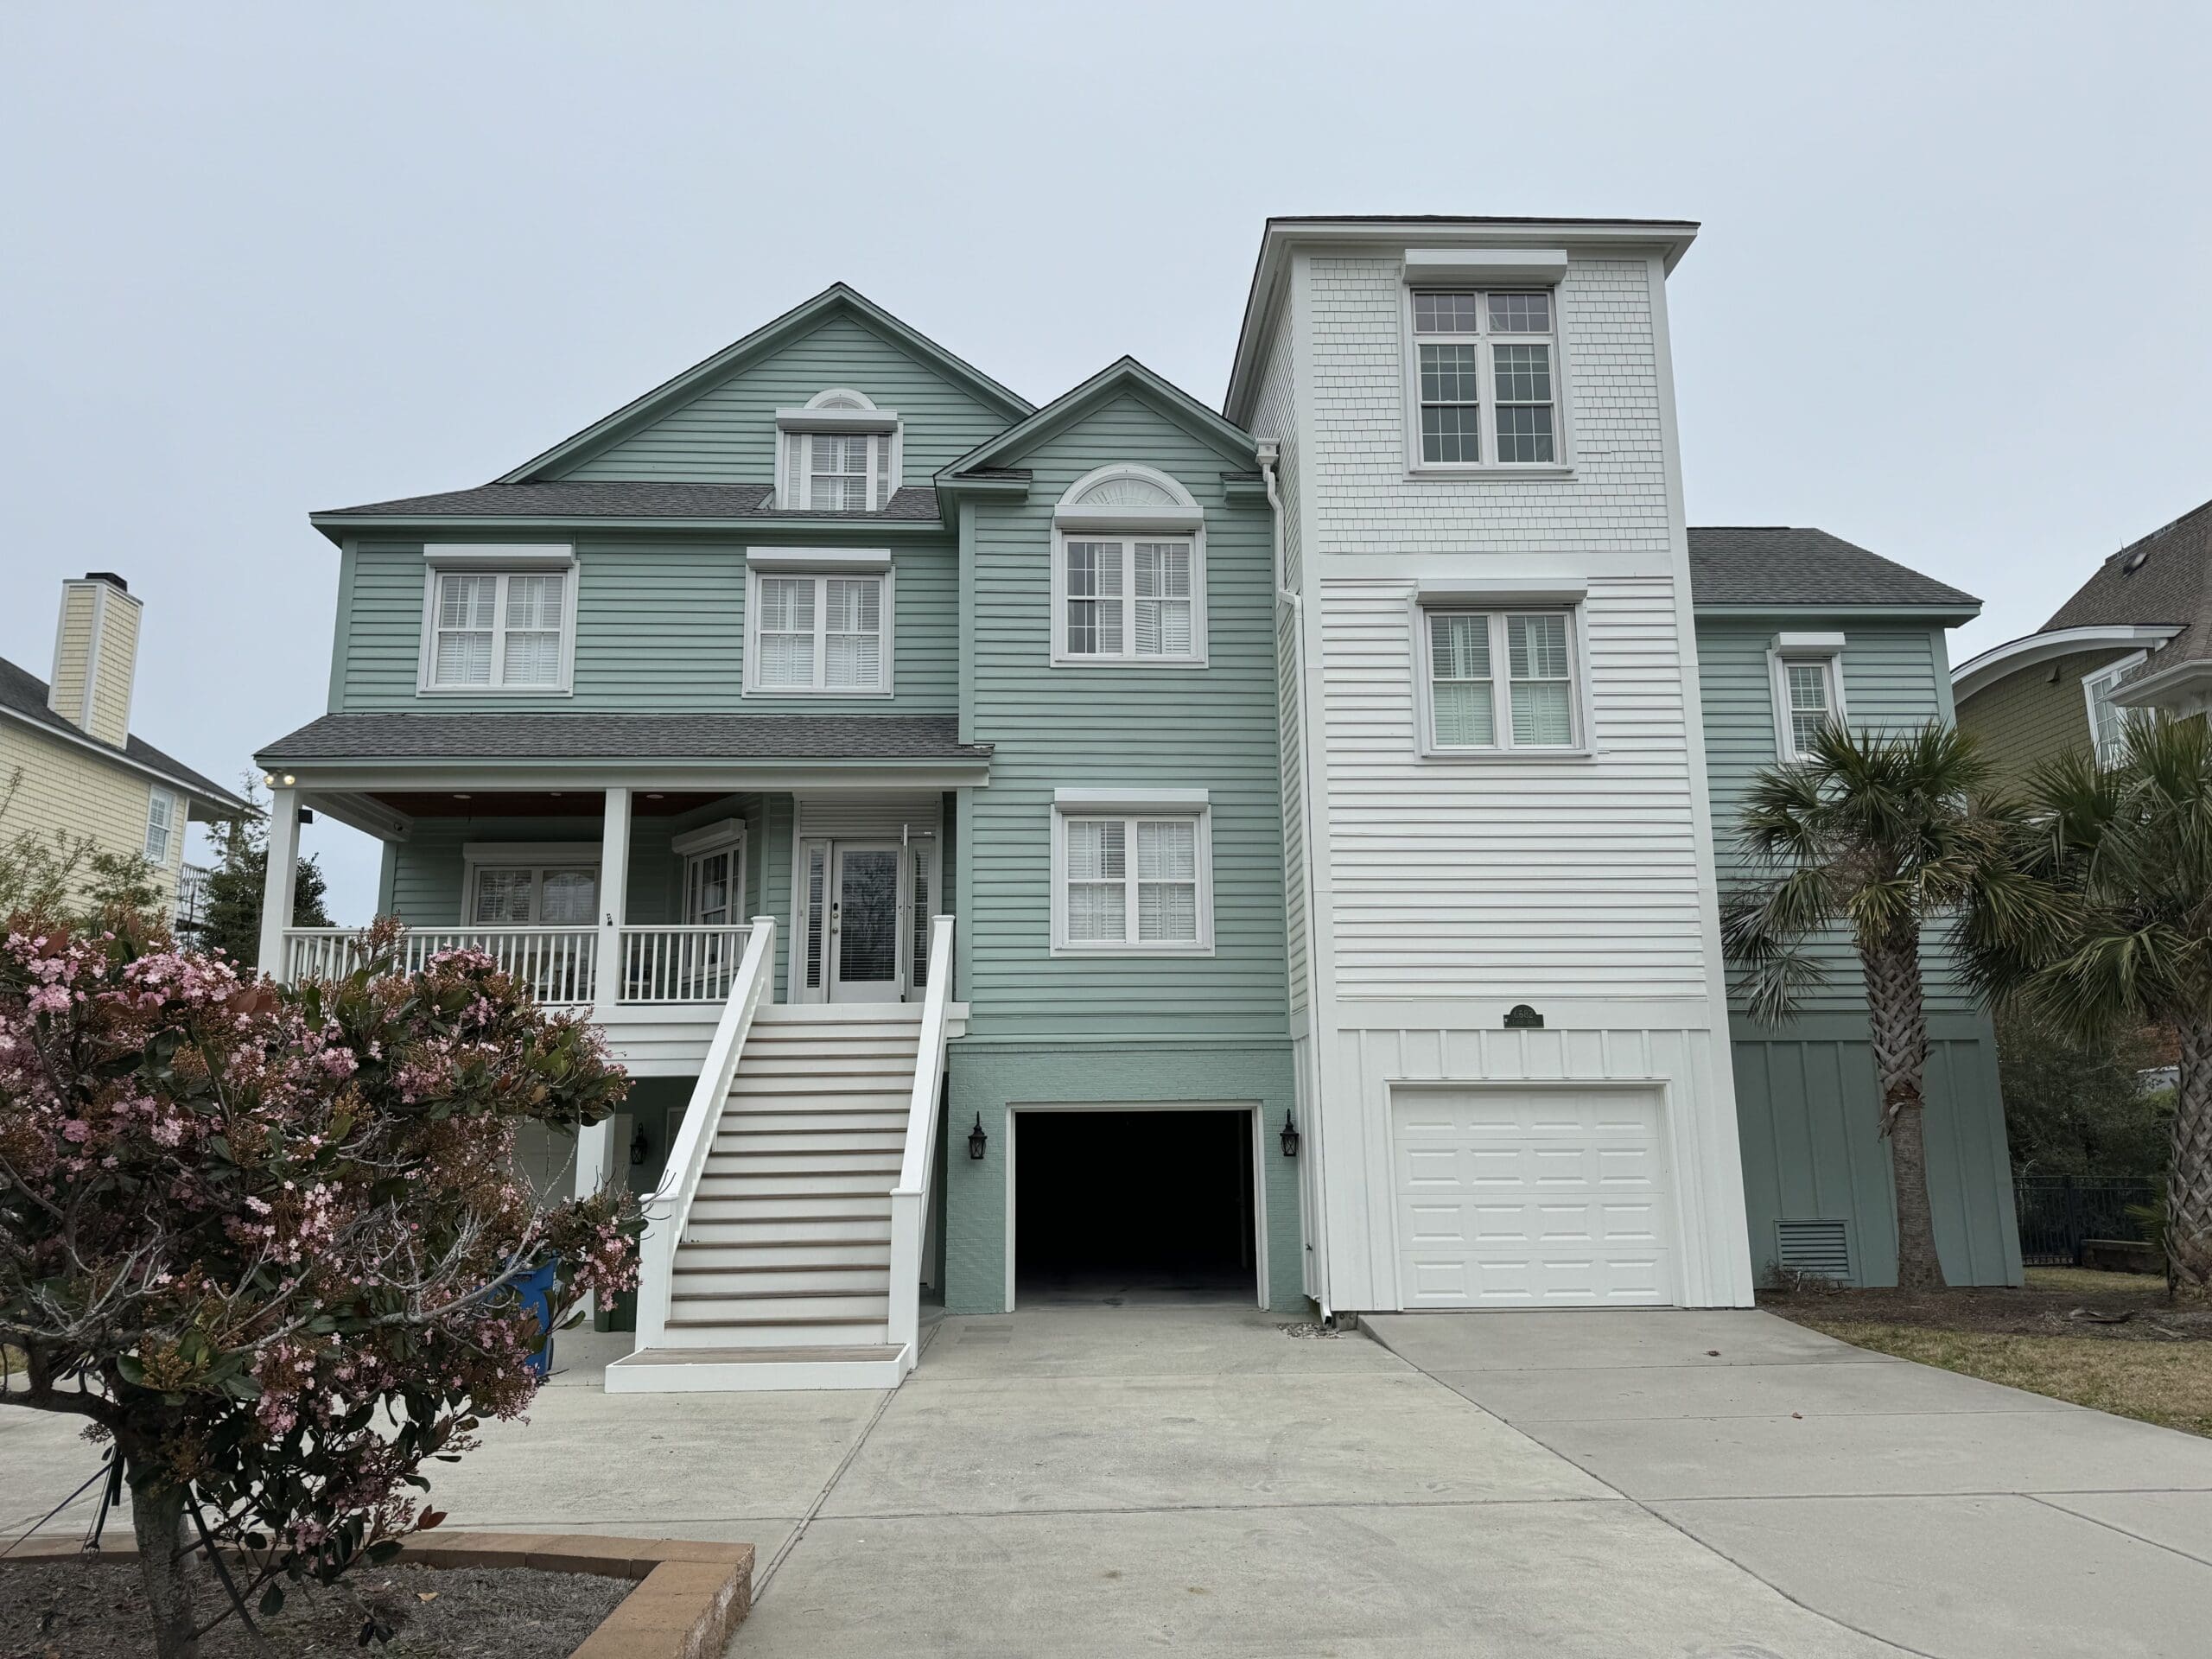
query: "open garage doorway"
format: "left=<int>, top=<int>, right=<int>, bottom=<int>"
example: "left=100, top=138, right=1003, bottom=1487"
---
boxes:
left=1009, top=1106, right=1263, bottom=1308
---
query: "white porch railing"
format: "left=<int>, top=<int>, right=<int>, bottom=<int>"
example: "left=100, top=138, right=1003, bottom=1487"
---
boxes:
left=282, top=926, right=598, bottom=1004
left=618, top=925, right=751, bottom=1005
left=632, top=918, right=778, bottom=1349
left=887, top=915, right=956, bottom=1373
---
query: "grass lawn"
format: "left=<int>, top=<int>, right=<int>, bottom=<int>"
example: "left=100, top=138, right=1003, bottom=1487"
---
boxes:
left=1764, top=1268, right=2212, bottom=1439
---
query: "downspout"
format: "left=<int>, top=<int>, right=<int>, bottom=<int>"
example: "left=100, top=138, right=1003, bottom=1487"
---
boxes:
left=1260, top=442, right=1335, bottom=1325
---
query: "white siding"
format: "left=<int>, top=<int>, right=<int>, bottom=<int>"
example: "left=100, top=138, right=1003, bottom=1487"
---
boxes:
left=1248, top=315, right=1311, bottom=1016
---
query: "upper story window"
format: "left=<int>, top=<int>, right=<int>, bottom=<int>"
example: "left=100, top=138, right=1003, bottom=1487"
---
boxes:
left=744, top=549, right=894, bottom=696
left=143, top=785, right=177, bottom=864
left=1767, top=633, right=1847, bottom=762
left=2082, top=654, right=2147, bottom=767
left=776, top=389, right=901, bottom=512
left=1050, top=790, right=1214, bottom=956
left=1420, top=605, right=1583, bottom=754
left=417, top=548, right=577, bottom=695
left=1051, top=465, right=1208, bottom=667
left=1408, top=289, right=1560, bottom=468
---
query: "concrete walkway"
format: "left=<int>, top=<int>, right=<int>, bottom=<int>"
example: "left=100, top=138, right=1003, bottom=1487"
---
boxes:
left=5, top=1308, right=2209, bottom=1655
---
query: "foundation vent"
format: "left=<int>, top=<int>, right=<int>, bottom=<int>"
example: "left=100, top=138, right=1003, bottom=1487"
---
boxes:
left=1775, top=1218, right=1853, bottom=1281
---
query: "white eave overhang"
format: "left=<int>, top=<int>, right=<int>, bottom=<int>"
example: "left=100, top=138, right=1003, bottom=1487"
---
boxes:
left=1950, top=624, right=2183, bottom=702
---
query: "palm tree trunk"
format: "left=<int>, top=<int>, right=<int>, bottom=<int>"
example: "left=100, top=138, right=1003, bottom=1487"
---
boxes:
left=2170, top=1018, right=2212, bottom=1295
left=1864, top=935, right=1948, bottom=1289
left=128, top=1467, right=200, bottom=1659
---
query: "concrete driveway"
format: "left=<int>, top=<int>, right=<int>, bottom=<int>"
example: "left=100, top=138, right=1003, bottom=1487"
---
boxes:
left=5, top=1308, right=2209, bottom=1656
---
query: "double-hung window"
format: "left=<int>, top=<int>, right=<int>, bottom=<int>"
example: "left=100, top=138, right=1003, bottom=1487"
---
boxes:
left=2082, top=656, right=2147, bottom=768
left=775, top=390, right=901, bottom=512
left=745, top=553, right=893, bottom=696
left=143, top=786, right=178, bottom=864
left=1061, top=537, right=1198, bottom=661
left=1421, top=608, right=1581, bottom=753
left=1051, top=793, right=1213, bottom=955
left=1410, top=289, right=1560, bottom=467
left=419, top=550, right=575, bottom=693
left=1768, top=634, right=1848, bottom=762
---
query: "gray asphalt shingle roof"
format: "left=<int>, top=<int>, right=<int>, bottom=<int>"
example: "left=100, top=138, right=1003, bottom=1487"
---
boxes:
left=1687, top=527, right=1980, bottom=610
left=2040, top=497, right=2212, bottom=667
left=257, top=712, right=990, bottom=765
left=0, top=654, right=245, bottom=810
left=316, top=481, right=941, bottom=524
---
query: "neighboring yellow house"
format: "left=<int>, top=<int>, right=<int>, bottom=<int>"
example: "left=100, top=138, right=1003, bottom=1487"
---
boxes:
left=1, top=572, right=246, bottom=918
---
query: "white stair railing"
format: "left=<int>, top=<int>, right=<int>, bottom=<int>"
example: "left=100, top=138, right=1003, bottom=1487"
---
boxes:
left=887, top=915, right=956, bottom=1370
left=632, top=916, right=778, bottom=1349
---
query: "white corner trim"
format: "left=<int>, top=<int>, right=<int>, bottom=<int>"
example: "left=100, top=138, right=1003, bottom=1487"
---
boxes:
left=1772, top=631, right=1847, bottom=652
left=745, top=546, right=894, bottom=572
left=1052, top=786, right=1210, bottom=811
left=421, top=543, right=575, bottom=569
left=1403, top=246, right=1569, bottom=286
left=1417, top=575, right=1588, bottom=605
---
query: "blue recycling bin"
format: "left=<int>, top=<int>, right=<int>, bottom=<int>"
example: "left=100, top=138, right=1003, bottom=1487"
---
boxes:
left=513, top=1257, right=558, bottom=1376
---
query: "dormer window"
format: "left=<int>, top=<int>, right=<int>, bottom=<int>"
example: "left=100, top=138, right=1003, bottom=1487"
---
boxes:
left=776, top=389, right=901, bottom=512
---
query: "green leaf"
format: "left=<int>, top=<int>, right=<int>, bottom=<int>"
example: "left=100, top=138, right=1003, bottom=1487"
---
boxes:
left=260, top=1585, right=286, bottom=1615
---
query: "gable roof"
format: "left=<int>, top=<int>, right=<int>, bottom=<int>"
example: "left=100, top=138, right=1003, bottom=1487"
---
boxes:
left=2040, top=497, right=2212, bottom=667
left=1687, top=527, right=1980, bottom=613
left=498, top=283, right=1034, bottom=484
left=0, top=654, right=246, bottom=813
left=942, top=357, right=1256, bottom=483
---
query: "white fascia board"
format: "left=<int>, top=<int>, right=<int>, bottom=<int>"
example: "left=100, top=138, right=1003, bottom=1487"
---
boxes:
left=1950, top=624, right=2183, bottom=701
left=1052, top=786, right=1209, bottom=811
left=422, top=543, right=575, bottom=568
left=2110, top=656, right=2212, bottom=709
left=774, top=408, right=899, bottom=433
left=744, top=546, right=894, bottom=571
left=1403, top=246, right=1568, bottom=286
left=1416, top=575, right=1587, bottom=606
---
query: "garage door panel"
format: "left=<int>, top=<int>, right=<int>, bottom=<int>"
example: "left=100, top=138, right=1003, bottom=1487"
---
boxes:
left=1391, top=1087, right=1675, bottom=1308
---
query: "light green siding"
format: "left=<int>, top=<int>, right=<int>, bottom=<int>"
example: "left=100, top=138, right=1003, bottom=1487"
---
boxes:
left=556, top=312, right=1012, bottom=482
left=1955, top=650, right=2125, bottom=785
left=332, top=534, right=957, bottom=715
left=944, top=1043, right=1304, bottom=1314
left=1696, top=613, right=2018, bottom=1287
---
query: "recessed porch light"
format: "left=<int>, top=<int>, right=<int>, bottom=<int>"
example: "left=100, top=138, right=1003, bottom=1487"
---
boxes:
left=645, top=792, right=664, bottom=800
left=453, top=792, right=471, bottom=800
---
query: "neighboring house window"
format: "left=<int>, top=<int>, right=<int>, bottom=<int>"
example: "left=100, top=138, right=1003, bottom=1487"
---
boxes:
left=1409, top=289, right=1559, bottom=467
left=1767, top=634, right=1848, bottom=762
left=776, top=389, right=900, bottom=512
left=744, top=553, right=894, bottom=696
left=1050, top=792, right=1213, bottom=956
left=418, top=550, right=576, bottom=694
left=1051, top=465, right=1207, bottom=666
left=467, top=860, right=597, bottom=925
left=2082, top=655, right=2146, bottom=767
left=1421, top=608, right=1581, bottom=753
left=143, top=786, right=178, bottom=863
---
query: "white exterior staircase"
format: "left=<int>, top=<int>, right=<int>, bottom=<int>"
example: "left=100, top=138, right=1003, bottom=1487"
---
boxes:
left=607, top=917, right=957, bottom=1393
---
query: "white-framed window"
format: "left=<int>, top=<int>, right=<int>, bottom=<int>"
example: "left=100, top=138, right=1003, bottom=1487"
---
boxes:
left=1050, top=465, right=1207, bottom=666
left=143, top=786, right=178, bottom=864
left=1406, top=289, right=1563, bottom=469
left=1049, top=791, right=1213, bottom=956
left=2082, top=652, right=2148, bottom=768
left=462, top=850, right=599, bottom=926
left=416, top=548, right=577, bottom=695
left=672, top=819, right=748, bottom=925
left=743, top=554, right=894, bottom=696
left=1418, top=607, right=1583, bottom=754
left=1766, top=633, right=1848, bottom=763
left=775, top=389, right=901, bottom=512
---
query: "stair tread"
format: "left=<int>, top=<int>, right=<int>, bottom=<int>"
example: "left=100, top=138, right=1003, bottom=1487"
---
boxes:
left=671, top=1284, right=886, bottom=1300
left=667, top=1313, right=892, bottom=1328
left=620, top=1344, right=903, bottom=1365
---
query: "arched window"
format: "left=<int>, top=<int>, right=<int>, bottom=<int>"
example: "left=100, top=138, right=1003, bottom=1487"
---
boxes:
left=1050, top=465, right=1207, bottom=666
left=777, top=388, right=901, bottom=512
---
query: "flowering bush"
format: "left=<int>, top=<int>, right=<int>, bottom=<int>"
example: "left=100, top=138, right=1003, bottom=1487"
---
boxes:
left=0, top=914, right=640, bottom=1658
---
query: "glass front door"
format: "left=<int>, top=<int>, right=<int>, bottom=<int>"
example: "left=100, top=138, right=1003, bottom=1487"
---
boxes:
left=830, top=844, right=904, bottom=1003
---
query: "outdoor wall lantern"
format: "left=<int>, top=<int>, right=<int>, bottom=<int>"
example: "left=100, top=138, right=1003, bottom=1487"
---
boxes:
left=968, top=1114, right=988, bottom=1160
left=1279, top=1111, right=1300, bottom=1158
left=629, top=1122, right=650, bottom=1166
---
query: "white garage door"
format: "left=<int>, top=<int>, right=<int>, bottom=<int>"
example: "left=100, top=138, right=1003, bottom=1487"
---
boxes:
left=1392, top=1087, right=1675, bottom=1307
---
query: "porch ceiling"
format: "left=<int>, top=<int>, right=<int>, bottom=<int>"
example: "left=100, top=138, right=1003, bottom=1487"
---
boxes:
left=367, top=790, right=728, bottom=818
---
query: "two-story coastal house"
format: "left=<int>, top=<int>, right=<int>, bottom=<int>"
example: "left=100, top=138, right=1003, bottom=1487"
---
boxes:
left=3, top=574, right=245, bottom=915
left=257, top=217, right=2016, bottom=1390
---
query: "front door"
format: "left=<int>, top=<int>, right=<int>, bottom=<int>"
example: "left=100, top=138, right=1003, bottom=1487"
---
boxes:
left=829, top=843, right=905, bottom=1002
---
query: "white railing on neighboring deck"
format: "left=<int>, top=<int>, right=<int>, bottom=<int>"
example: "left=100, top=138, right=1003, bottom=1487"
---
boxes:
left=632, top=917, right=778, bottom=1349
left=282, top=926, right=598, bottom=1005
left=618, top=925, right=751, bottom=1005
left=887, top=915, right=956, bottom=1373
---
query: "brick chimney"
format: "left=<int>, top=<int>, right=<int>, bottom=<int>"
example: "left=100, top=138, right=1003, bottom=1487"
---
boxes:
left=48, top=572, right=142, bottom=747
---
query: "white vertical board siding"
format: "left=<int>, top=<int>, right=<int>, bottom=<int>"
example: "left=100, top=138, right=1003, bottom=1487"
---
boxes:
left=1271, top=241, right=1751, bottom=1310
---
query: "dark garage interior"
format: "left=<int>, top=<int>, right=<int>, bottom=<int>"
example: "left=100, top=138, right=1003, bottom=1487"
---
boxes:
left=1014, top=1109, right=1255, bottom=1305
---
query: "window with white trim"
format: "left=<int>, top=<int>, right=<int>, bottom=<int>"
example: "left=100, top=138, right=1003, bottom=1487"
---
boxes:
left=143, top=786, right=178, bottom=864
left=1421, top=608, right=1580, bottom=752
left=1051, top=804, right=1212, bottom=954
left=1050, top=465, right=1207, bottom=665
left=776, top=389, right=899, bottom=512
left=467, top=861, right=597, bottom=925
left=745, top=569, right=892, bottom=695
left=421, top=565, right=573, bottom=691
left=2082, top=656, right=2145, bottom=768
left=1767, top=639, right=1847, bottom=763
left=1409, top=289, right=1559, bottom=467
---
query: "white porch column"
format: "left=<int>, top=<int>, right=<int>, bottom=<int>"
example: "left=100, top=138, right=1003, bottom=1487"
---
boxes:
left=257, top=787, right=301, bottom=982
left=595, top=786, right=631, bottom=1020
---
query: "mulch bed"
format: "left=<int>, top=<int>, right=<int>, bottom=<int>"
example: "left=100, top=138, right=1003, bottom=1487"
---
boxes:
left=1760, top=1274, right=2212, bottom=1344
left=0, top=1559, right=629, bottom=1659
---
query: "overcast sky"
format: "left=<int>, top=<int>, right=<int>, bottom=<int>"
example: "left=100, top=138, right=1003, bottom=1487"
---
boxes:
left=5, top=3, right=2209, bottom=922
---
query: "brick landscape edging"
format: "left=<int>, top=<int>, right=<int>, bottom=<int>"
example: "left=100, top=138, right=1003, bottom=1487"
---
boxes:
left=4, top=1531, right=754, bottom=1659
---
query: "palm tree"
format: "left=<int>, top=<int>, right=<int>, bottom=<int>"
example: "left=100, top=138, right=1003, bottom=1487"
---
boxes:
left=1724, top=721, right=2037, bottom=1290
left=1973, top=717, right=2212, bottom=1294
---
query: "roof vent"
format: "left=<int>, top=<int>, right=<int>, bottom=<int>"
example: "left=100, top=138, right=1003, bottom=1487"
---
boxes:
left=1775, top=1217, right=1853, bottom=1281
left=2122, top=547, right=2151, bottom=573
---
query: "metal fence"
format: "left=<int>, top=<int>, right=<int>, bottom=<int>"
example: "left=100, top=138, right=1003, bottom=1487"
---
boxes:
left=2013, top=1175, right=2159, bottom=1266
